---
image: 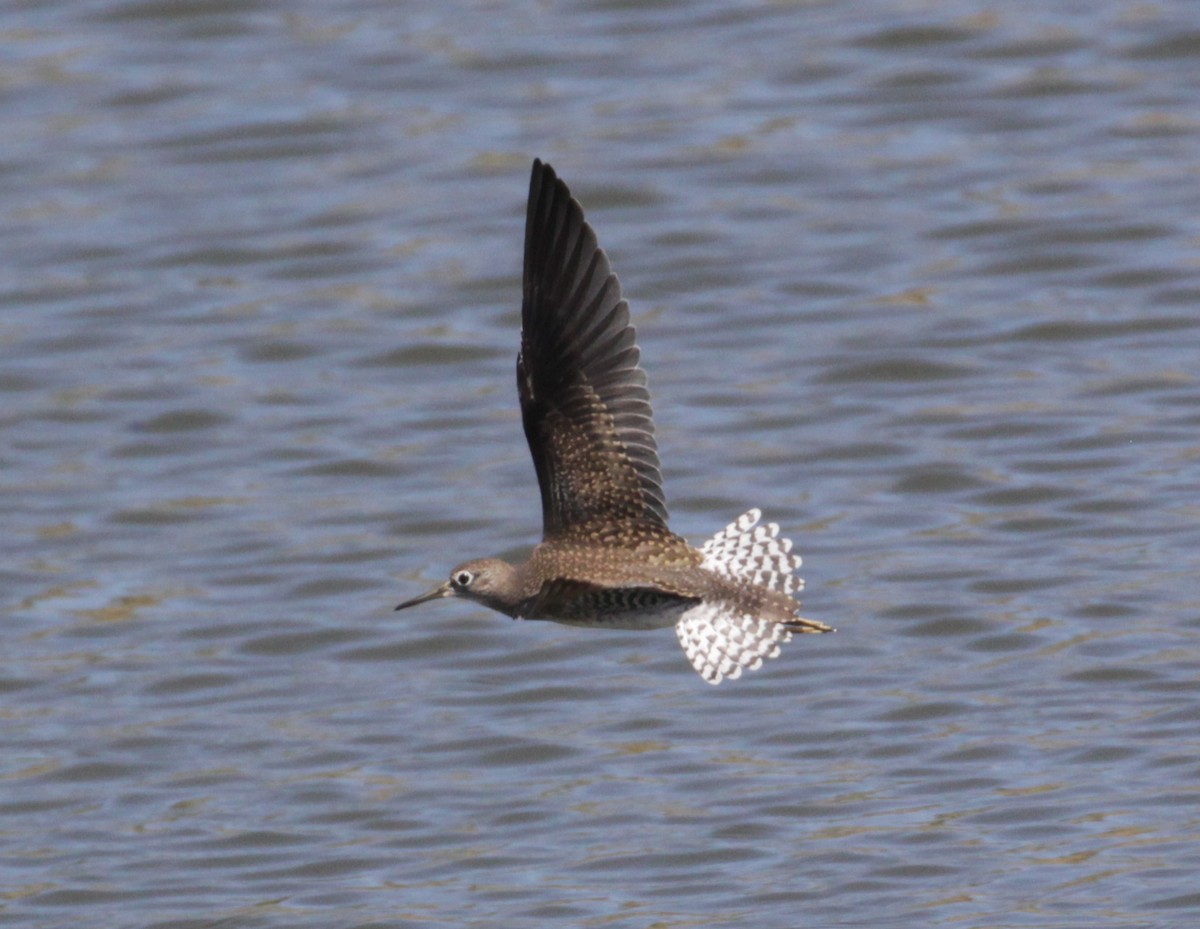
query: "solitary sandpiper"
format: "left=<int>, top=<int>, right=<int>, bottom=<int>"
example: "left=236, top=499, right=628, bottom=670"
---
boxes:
left=395, top=159, right=832, bottom=683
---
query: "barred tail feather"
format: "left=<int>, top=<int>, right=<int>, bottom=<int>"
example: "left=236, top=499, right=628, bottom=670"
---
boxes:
left=675, top=602, right=793, bottom=685
left=679, top=510, right=830, bottom=684
left=700, top=508, right=804, bottom=595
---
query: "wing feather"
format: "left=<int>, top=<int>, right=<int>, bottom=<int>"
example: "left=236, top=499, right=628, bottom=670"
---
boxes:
left=519, top=159, right=670, bottom=541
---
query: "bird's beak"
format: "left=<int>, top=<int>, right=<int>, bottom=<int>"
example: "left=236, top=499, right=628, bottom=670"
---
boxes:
left=394, top=581, right=453, bottom=611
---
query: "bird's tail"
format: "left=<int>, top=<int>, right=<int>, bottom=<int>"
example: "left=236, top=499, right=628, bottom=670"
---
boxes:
left=675, top=510, right=831, bottom=685
left=675, top=601, right=793, bottom=684
left=699, top=508, right=803, bottom=595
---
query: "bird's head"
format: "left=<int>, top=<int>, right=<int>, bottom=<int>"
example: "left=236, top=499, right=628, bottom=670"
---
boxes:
left=394, top=558, right=521, bottom=616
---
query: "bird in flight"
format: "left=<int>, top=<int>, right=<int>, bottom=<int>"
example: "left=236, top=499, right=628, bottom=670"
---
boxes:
left=395, top=159, right=831, bottom=683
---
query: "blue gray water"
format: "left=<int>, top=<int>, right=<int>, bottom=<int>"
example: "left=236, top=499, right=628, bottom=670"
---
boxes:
left=3, top=1, right=1199, bottom=927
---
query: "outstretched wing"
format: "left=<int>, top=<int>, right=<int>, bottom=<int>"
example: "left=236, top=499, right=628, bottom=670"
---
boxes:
left=518, top=159, right=669, bottom=541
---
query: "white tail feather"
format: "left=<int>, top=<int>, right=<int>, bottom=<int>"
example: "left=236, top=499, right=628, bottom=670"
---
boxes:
left=675, top=510, right=815, bottom=684
left=676, top=601, right=793, bottom=685
left=700, top=509, right=804, bottom=595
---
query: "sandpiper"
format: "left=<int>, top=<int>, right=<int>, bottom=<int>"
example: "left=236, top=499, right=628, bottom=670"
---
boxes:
left=395, top=159, right=831, bottom=683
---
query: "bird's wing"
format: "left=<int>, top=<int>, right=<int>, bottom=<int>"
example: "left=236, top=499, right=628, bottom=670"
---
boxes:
left=518, top=159, right=669, bottom=541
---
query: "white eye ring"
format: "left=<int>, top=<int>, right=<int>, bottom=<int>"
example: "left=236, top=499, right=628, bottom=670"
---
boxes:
left=453, top=571, right=474, bottom=587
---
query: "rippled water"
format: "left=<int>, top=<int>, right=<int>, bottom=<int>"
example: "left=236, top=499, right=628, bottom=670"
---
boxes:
left=4, top=1, right=1200, bottom=926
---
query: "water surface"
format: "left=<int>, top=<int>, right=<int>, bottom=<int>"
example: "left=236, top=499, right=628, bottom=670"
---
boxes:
left=3, top=1, right=1200, bottom=926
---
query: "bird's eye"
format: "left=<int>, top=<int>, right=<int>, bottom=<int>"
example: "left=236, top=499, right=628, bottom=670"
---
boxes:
left=453, top=570, right=474, bottom=587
